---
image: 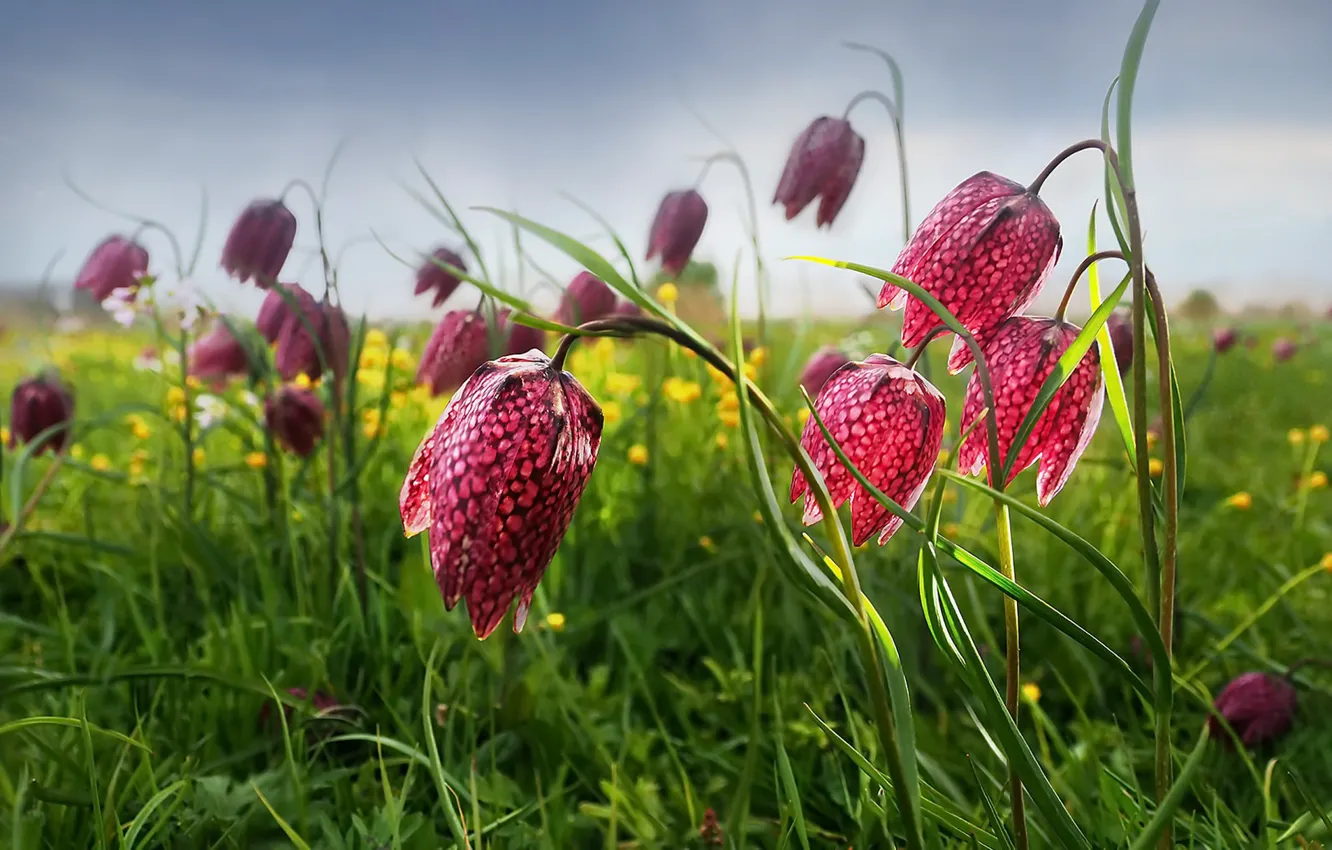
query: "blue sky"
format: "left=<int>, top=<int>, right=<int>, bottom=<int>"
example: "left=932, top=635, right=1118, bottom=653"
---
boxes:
left=2, top=0, right=1329, bottom=321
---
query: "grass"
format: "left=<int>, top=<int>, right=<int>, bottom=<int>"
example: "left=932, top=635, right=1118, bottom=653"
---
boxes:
left=1, top=313, right=1329, bottom=848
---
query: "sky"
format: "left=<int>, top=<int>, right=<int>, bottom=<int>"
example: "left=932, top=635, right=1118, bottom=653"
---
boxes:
left=2, top=0, right=1330, bottom=323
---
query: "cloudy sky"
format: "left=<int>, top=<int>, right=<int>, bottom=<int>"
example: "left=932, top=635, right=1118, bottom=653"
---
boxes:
left=2, top=0, right=1329, bottom=322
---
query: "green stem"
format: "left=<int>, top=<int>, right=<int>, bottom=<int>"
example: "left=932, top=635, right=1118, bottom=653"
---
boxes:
left=993, top=502, right=1027, bottom=850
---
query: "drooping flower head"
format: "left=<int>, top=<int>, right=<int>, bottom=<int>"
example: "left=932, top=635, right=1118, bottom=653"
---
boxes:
left=496, top=309, right=547, bottom=355
left=880, top=171, right=1062, bottom=373
left=798, top=346, right=852, bottom=395
left=75, top=235, right=149, bottom=303
left=256, top=283, right=318, bottom=344
left=1272, top=337, right=1298, bottom=362
left=265, top=386, right=326, bottom=457
left=773, top=116, right=866, bottom=228
left=416, top=310, right=492, bottom=397
left=188, top=320, right=253, bottom=386
left=790, top=354, right=946, bottom=546
left=555, top=272, right=617, bottom=326
left=1212, top=327, right=1237, bottom=353
left=415, top=247, right=467, bottom=307
left=646, top=189, right=708, bottom=277
left=1106, top=310, right=1134, bottom=376
left=611, top=299, right=643, bottom=318
left=399, top=350, right=604, bottom=638
left=8, top=374, right=76, bottom=454
left=956, top=316, right=1105, bottom=505
left=221, top=199, right=297, bottom=286
left=275, top=299, right=350, bottom=383
left=1209, top=672, right=1297, bottom=749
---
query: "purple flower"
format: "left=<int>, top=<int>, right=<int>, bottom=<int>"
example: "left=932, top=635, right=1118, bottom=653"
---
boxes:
left=798, top=346, right=851, bottom=396
left=265, top=386, right=326, bottom=457
left=496, top=309, right=547, bottom=356
left=256, top=283, right=318, bottom=344
left=554, top=272, right=617, bottom=326
left=399, top=350, right=604, bottom=638
left=188, top=321, right=252, bottom=386
left=880, top=172, right=1063, bottom=374
left=1272, top=337, right=1298, bottom=362
left=790, top=354, right=946, bottom=546
left=646, top=190, right=708, bottom=277
left=8, top=375, right=75, bottom=455
left=415, top=247, right=467, bottom=308
left=274, top=300, right=350, bottom=383
left=1106, top=310, right=1134, bottom=376
left=611, top=299, right=643, bottom=318
left=773, top=116, right=865, bottom=228
left=75, top=236, right=149, bottom=303
left=1209, top=672, right=1297, bottom=749
left=221, top=199, right=297, bottom=286
left=415, top=310, right=491, bottom=397
left=1212, top=327, right=1237, bottom=353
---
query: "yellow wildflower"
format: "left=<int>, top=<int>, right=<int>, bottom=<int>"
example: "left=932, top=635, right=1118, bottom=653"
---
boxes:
left=681, top=347, right=697, bottom=359
left=71, top=444, right=85, bottom=459
left=715, top=432, right=729, bottom=450
left=747, top=346, right=767, bottom=367
left=293, top=373, right=313, bottom=390
left=1225, top=491, right=1252, bottom=510
left=165, top=386, right=186, bottom=407
left=364, top=328, right=389, bottom=350
left=126, top=414, right=151, bottom=440
left=1, top=426, right=9, bottom=445
left=742, top=363, right=758, bottom=382
left=244, top=452, right=268, bottom=469
left=663, top=377, right=702, bottom=404
left=1311, top=425, right=1329, bottom=444
left=797, top=408, right=811, bottom=426
left=627, top=444, right=649, bottom=465
left=1308, top=471, right=1328, bottom=490
left=89, top=453, right=111, bottom=471
left=363, top=408, right=382, bottom=427
left=1145, top=430, right=1158, bottom=450
left=359, top=347, right=387, bottom=370
left=1322, top=553, right=1332, bottom=571
left=593, top=337, right=616, bottom=363
left=717, top=391, right=739, bottom=412
left=185, top=376, right=202, bottom=391
left=544, top=612, right=566, bottom=632
left=604, top=373, right=641, bottom=395
left=1021, top=682, right=1041, bottom=703
left=170, top=404, right=187, bottom=423
left=192, top=448, right=206, bottom=466
left=1148, top=458, right=1163, bottom=477
left=390, top=391, right=408, bottom=409
left=699, top=536, right=716, bottom=552
left=752, top=510, right=763, bottom=524
left=719, top=410, right=740, bottom=429
left=410, top=385, right=433, bottom=406
left=363, top=422, right=386, bottom=440
left=602, top=401, right=622, bottom=425
left=705, top=363, right=730, bottom=385
left=657, top=282, right=679, bottom=305
left=1289, top=428, right=1307, bottom=446
left=357, top=369, right=385, bottom=390
left=390, top=348, right=415, bottom=372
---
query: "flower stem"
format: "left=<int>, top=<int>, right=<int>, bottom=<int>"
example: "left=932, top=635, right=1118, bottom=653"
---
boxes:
left=993, top=501, right=1027, bottom=850
left=1054, top=250, right=1127, bottom=322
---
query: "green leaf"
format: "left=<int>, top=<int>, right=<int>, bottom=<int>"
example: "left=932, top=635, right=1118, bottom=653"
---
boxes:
left=1127, top=724, right=1208, bottom=850
left=1086, top=206, right=1137, bottom=464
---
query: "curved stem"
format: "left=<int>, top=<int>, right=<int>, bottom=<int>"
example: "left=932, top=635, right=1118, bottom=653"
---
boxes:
left=1054, top=250, right=1127, bottom=322
left=905, top=326, right=948, bottom=369
left=839, top=89, right=912, bottom=244
left=843, top=43, right=910, bottom=237
left=841, top=89, right=900, bottom=123
left=1026, top=139, right=1111, bottom=195
left=693, top=150, right=766, bottom=342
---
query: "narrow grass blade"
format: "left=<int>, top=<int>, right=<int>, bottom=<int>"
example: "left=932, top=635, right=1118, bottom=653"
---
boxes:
left=1086, top=206, right=1136, bottom=463
left=1128, top=724, right=1208, bottom=850
left=252, top=782, right=314, bottom=850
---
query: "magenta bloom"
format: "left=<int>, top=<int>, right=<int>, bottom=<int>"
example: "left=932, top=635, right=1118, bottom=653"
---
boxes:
left=790, top=354, right=945, bottom=546
left=1212, top=327, right=1237, bottom=353
left=74, top=235, right=149, bottom=303
left=256, top=283, right=317, bottom=344
left=555, top=272, right=617, bottom=326
left=496, top=309, right=547, bottom=355
left=275, top=300, right=350, bottom=383
left=416, top=247, right=467, bottom=308
left=880, top=171, right=1062, bottom=373
left=611, top=299, right=643, bottom=318
left=646, top=189, right=708, bottom=277
left=773, top=116, right=865, bottom=227
left=1209, top=672, right=1296, bottom=749
left=1106, top=310, right=1134, bottom=376
left=1272, top=337, right=1297, bottom=362
left=416, top=310, right=491, bottom=397
left=798, top=346, right=851, bottom=396
left=188, top=321, right=251, bottom=385
left=8, top=375, right=75, bottom=454
left=265, top=386, right=326, bottom=457
left=221, top=199, right=297, bottom=286
left=956, top=316, right=1104, bottom=505
left=400, top=350, right=604, bottom=638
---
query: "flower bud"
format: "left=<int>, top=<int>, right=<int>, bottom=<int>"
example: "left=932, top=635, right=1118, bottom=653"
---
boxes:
left=221, top=199, right=297, bottom=286
left=264, top=386, right=326, bottom=457
left=8, top=374, right=75, bottom=455
left=75, top=235, right=149, bottom=303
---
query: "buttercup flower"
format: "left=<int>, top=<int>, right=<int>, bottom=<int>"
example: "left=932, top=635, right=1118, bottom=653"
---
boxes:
left=555, top=272, right=617, bottom=326
left=8, top=375, right=76, bottom=454
left=188, top=321, right=252, bottom=385
left=1212, top=327, right=1237, bottom=353
left=399, top=350, right=604, bottom=638
left=956, top=316, right=1104, bottom=505
left=75, top=235, right=149, bottom=303
left=1106, top=310, right=1134, bottom=375
left=773, top=116, right=865, bottom=227
left=416, top=310, right=491, bottom=397
left=798, top=346, right=852, bottom=396
left=415, top=247, right=467, bottom=307
left=221, top=199, right=297, bottom=286
left=1209, top=672, right=1297, bottom=749
left=265, top=386, right=326, bottom=457
left=879, top=171, right=1063, bottom=373
left=1225, top=491, right=1252, bottom=510
left=275, top=300, right=351, bottom=384
left=256, top=283, right=318, bottom=344
left=790, top=354, right=946, bottom=546
left=646, top=189, right=708, bottom=276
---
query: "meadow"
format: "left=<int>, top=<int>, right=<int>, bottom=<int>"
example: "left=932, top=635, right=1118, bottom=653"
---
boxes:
left=4, top=4, right=1332, bottom=848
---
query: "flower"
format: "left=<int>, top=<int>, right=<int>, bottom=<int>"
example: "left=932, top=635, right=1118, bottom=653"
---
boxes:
left=1272, top=337, right=1298, bottom=362
left=646, top=189, right=708, bottom=276
left=256, top=283, right=318, bottom=344
left=790, top=354, right=946, bottom=546
left=244, top=451, right=268, bottom=469
left=188, top=321, right=252, bottom=385
left=126, top=415, right=151, bottom=441
left=90, top=454, right=110, bottom=472
left=74, top=235, right=149, bottom=303
left=8, top=374, right=75, bottom=454
left=1021, top=682, right=1042, bottom=703
left=772, top=116, right=865, bottom=227
left=1290, top=428, right=1307, bottom=446
left=604, top=373, right=640, bottom=395
left=1106, top=310, right=1134, bottom=376
left=555, top=272, right=617, bottom=326
left=134, top=346, right=162, bottom=372
left=265, top=386, right=326, bottom=457
left=415, top=247, right=467, bottom=307
left=399, top=350, right=603, bottom=639
left=1307, top=471, right=1328, bottom=490
left=1212, top=327, right=1238, bottom=353
left=544, top=612, right=566, bottom=632
left=601, top=400, right=621, bottom=424
left=275, top=299, right=351, bottom=384
left=798, top=346, right=852, bottom=396
left=628, top=444, right=649, bottom=465
left=699, top=536, right=716, bottom=551
left=1209, top=672, right=1297, bottom=749
left=415, top=310, right=491, bottom=397
left=194, top=394, right=229, bottom=429
left=496, top=309, right=547, bottom=356
left=1311, top=425, right=1329, bottom=443
left=662, top=377, right=701, bottom=404
left=103, top=287, right=140, bottom=327
left=1322, top=553, right=1332, bottom=571
left=956, top=317, right=1104, bottom=505
left=1225, top=491, right=1252, bottom=510
left=879, top=171, right=1062, bottom=373
left=714, top=432, right=728, bottom=449
left=612, top=299, right=643, bottom=319
left=656, top=282, right=679, bottom=305
left=221, top=199, right=297, bottom=286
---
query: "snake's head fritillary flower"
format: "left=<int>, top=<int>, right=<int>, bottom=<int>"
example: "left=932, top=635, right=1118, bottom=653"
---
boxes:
left=611, top=299, right=643, bottom=318
left=188, top=320, right=252, bottom=386
left=256, top=283, right=318, bottom=344
left=416, top=310, right=491, bottom=397
left=646, top=189, right=708, bottom=277
left=75, top=235, right=149, bottom=303
left=1106, top=310, right=1134, bottom=376
left=1212, top=327, right=1237, bottom=353
left=275, top=300, right=350, bottom=384
left=555, top=272, right=617, bottom=326
left=879, top=171, right=1062, bottom=373
left=798, top=346, right=852, bottom=395
left=773, top=116, right=866, bottom=228
left=790, top=354, right=946, bottom=546
left=221, top=199, right=297, bottom=286
left=496, top=309, right=547, bottom=355
left=8, top=374, right=75, bottom=455
left=399, top=350, right=604, bottom=639
left=1209, top=672, right=1297, bottom=749
left=416, top=247, right=467, bottom=308
left=956, top=316, right=1104, bottom=505
left=264, top=386, right=326, bottom=457
left=1272, top=337, right=1298, bottom=362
